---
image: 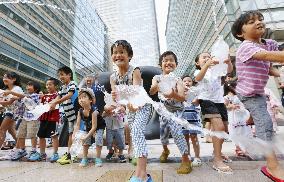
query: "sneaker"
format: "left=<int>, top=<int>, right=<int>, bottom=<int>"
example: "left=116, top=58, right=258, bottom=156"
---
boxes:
left=106, top=152, right=114, bottom=161
left=131, top=157, right=137, bottom=166
left=118, top=155, right=127, bottom=163
left=177, top=161, right=192, bottom=174
left=11, top=149, right=27, bottom=161
left=129, top=174, right=153, bottom=182
left=50, top=153, right=59, bottom=163
left=79, top=158, right=88, bottom=167
left=27, top=150, right=36, bottom=158
left=57, top=153, right=71, bottom=165
left=159, top=149, right=170, bottom=163
left=191, top=158, right=202, bottom=167
left=0, top=149, right=17, bottom=161
left=29, top=152, right=46, bottom=161
left=95, top=158, right=103, bottom=167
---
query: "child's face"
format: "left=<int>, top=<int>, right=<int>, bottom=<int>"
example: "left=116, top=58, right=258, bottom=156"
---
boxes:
left=58, top=71, right=71, bottom=84
left=26, top=84, right=35, bottom=94
left=46, top=80, right=56, bottom=93
left=183, top=77, right=193, bottom=88
left=195, top=53, right=211, bottom=68
left=85, top=77, right=94, bottom=88
left=111, top=45, right=131, bottom=67
left=2, top=75, right=15, bottom=86
left=78, top=92, right=93, bottom=107
left=161, top=55, right=177, bottom=74
left=239, top=14, right=265, bottom=40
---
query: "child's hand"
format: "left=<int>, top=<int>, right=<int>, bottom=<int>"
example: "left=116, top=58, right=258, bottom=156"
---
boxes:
left=224, top=57, right=231, bottom=64
left=205, top=57, right=219, bottom=67
left=104, top=105, right=116, bottom=115
left=3, top=90, right=12, bottom=96
left=80, top=136, right=87, bottom=144
left=117, top=105, right=126, bottom=114
left=163, top=88, right=175, bottom=99
left=192, top=98, right=199, bottom=105
left=127, top=103, right=139, bottom=112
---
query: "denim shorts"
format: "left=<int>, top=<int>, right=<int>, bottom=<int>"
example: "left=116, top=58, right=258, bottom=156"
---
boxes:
left=238, top=94, right=273, bottom=141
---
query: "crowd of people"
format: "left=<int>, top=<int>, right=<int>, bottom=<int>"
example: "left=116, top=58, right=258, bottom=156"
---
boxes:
left=0, top=10, right=284, bottom=182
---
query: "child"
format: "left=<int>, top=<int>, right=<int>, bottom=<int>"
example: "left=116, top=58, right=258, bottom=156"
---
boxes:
left=181, top=75, right=202, bottom=167
left=109, top=40, right=152, bottom=182
left=104, top=104, right=126, bottom=163
left=232, top=10, right=284, bottom=180
left=149, top=51, right=192, bottom=174
left=30, top=78, right=60, bottom=162
left=194, top=52, right=233, bottom=174
left=224, top=85, right=253, bottom=157
left=0, top=72, right=23, bottom=152
left=50, top=66, right=78, bottom=165
left=73, top=88, right=105, bottom=167
left=4, top=81, right=41, bottom=161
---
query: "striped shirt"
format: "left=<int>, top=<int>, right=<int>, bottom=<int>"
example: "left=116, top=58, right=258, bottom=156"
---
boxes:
left=236, top=39, right=278, bottom=97
left=58, top=81, right=77, bottom=123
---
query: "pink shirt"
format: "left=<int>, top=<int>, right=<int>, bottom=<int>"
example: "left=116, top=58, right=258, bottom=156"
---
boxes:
left=236, top=39, right=278, bottom=97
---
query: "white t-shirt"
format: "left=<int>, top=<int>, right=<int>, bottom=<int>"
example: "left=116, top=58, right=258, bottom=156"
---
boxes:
left=194, top=69, right=224, bottom=103
left=4, top=86, right=24, bottom=113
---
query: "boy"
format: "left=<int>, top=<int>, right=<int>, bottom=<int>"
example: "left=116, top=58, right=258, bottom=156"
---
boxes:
left=150, top=51, right=192, bottom=174
left=50, top=66, right=78, bottom=165
left=5, top=81, right=41, bottom=161
left=29, top=78, right=60, bottom=162
left=232, top=10, right=284, bottom=181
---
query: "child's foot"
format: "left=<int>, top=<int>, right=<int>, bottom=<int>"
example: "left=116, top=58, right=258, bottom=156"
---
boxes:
left=177, top=161, right=192, bottom=174
left=118, top=155, right=127, bottom=163
left=95, top=158, right=103, bottom=167
left=29, top=152, right=46, bottom=161
left=160, top=149, right=170, bottom=163
left=50, top=153, right=59, bottom=163
left=106, top=152, right=114, bottom=161
left=212, top=161, right=233, bottom=174
left=11, top=149, right=27, bottom=161
left=79, top=158, right=88, bottom=167
left=191, top=158, right=202, bottom=167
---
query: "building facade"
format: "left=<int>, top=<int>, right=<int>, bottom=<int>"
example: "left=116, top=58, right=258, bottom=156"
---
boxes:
left=91, top=0, right=160, bottom=68
left=166, top=0, right=284, bottom=76
left=0, top=0, right=109, bottom=84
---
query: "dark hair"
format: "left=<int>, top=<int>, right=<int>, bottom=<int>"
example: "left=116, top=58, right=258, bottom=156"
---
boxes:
left=79, top=91, right=93, bottom=101
left=58, top=66, right=73, bottom=80
left=27, top=81, right=41, bottom=94
left=111, top=40, right=133, bottom=59
left=224, top=83, right=237, bottom=96
left=46, top=77, right=59, bottom=86
left=231, top=11, right=264, bottom=41
left=3, top=72, right=21, bottom=87
left=279, top=43, right=284, bottom=51
left=159, top=51, right=178, bottom=66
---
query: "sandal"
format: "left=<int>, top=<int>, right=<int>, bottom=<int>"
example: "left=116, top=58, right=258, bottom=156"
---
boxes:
left=261, top=166, right=284, bottom=182
left=212, top=165, right=233, bottom=174
left=221, top=154, right=232, bottom=163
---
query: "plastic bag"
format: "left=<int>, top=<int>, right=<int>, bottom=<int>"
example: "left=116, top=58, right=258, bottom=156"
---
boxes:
left=210, top=35, right=229, bottom=78
left=70, top=130, right=87, bottom=157
left=158, top=73, right=177, bottom=95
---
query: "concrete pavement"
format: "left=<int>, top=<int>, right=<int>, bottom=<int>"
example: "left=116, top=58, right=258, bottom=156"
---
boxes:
left=0, top=126, right=283, bottom=182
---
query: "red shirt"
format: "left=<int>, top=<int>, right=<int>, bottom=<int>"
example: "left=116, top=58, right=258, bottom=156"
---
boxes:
left=39, top=93, right=60, bottom=122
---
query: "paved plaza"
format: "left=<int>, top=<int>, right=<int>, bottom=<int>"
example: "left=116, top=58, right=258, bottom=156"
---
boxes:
left=0, top=126, right=283, bottom=182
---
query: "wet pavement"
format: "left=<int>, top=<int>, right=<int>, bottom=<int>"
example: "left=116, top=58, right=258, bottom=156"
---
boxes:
left=0, top=126, right=283, bottom=182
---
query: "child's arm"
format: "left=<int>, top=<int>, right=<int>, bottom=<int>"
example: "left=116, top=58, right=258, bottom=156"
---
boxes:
left=269, top=65, right=280, bottom=77
left=3, top=90, right=25, bottom=98
left=0, top=98, right=15, bottom=106
left=82, top=111, right=98, bottom=142
left=73, top=111, right=81, bottom=136
left=50, top=92, right=73, bottom=110
left=132, top=68, right=142, bottom=86
left=253, top=51, right=284, bottom=63
left=224, top=57, right=233, bottom=74
left=195, top=58, right=219, bottom=82
left=149, top=76, right=159, bottom=95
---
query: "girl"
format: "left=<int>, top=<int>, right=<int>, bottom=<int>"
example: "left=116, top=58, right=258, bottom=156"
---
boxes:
left=0, top=72, right=23, bottom=154
left=182, top=76, right=202, bottom=167
left=109, top=40, right=152, bottom=182
left=194, top=52, right=233, bottom=174
left=224, top=85, right=253, bottom=157
left=74, top=88, right=105, bottom=167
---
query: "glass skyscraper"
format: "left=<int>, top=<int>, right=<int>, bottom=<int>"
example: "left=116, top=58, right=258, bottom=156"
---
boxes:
left=0, top=0, right=109, bottom=83
left=91, top=0, right=160, bottom=68
left=166, top=0, right=284, bottom=76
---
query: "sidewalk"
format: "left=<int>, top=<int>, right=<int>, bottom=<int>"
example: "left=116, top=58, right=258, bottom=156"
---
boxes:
left=0, top=126, right=283, bottom=182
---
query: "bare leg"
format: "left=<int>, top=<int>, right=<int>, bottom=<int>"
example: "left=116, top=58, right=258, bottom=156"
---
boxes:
left=190, top=134, right=200, bottom=158
left=51, top=135, right=59, bottom=153
left=39, top=138, right=46, bottom=154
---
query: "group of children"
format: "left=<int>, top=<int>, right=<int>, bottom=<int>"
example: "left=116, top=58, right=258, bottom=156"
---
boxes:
left=0, top=10, right=284, bottom=182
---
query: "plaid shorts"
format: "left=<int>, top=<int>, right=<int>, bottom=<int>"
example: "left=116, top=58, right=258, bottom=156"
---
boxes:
left=17, top=119, right=39, bottom=139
